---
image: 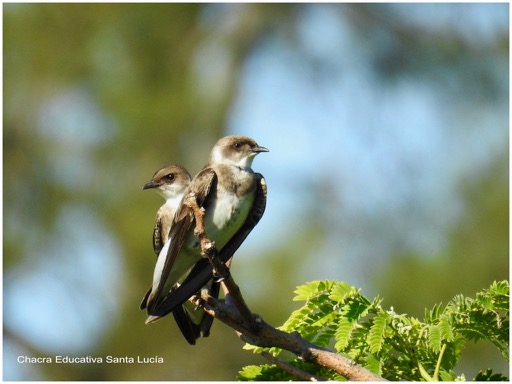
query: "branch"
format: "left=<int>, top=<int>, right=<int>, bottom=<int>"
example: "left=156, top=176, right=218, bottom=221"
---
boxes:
left=260, top=351, right=324, bottom=381
left=184, top=194, right=386, bottom=382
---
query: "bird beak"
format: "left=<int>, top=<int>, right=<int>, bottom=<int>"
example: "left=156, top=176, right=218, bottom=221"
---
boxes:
left=252, top=145, right=269, bottom=153
left=143, top=181, right=158, bottom=190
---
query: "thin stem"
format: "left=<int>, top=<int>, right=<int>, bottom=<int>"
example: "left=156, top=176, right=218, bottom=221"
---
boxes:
left=260, top=351, right=325, bottom=381
left=433, top=343, right=447, bottom=381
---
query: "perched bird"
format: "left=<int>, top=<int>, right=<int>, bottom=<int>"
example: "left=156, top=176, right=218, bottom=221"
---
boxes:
left=142, top=135, right=268, bottom=320
left=142, top=164, right=191, bottom=255
left=142, top=163, right=218, bottom=345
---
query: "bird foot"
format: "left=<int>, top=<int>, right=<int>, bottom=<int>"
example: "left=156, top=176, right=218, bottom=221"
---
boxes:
left=213, top=265, right=230, bottom=282
left=190, top=294, right=205, bottom=310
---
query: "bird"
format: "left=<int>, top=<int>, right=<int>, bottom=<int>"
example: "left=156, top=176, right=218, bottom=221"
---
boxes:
left=142, top=164, right=191, bottom=256
left=141, top=135, right=268, bottom=322
left=141, top=163, right=219, bottom=344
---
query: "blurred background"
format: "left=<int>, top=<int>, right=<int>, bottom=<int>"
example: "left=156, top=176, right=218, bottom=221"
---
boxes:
left=3, top=3, right=508, bottom=381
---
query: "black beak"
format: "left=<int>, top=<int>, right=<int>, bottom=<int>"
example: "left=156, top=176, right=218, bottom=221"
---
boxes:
left=143, top=181, right=158, bottom=190
left=252, top=145, right=269, bottom=153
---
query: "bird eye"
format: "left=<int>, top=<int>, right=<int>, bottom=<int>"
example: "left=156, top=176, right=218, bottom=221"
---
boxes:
left=233, top=142, right=242, bottom=149
left=166, top=173, right=175, bottom=180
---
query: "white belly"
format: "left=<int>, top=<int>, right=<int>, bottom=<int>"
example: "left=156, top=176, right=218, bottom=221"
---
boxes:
left=200, top=189, right=254, bottom=251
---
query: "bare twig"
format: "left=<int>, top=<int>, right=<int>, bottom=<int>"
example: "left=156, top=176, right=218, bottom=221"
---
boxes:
left=185, top=192, right=387, bottom=382
left=260, top=351, right=324, bottom=381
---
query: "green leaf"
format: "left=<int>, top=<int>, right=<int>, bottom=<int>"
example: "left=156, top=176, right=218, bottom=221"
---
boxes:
left=334, top=315, right=355, bottom=352
left=312, top=325, right=336, bottom=348
left=425, top=303, right=445, bottom=323
left=368, top=312, right=390, bottom=354
left=439, top=315, right=454, bottom=342
left=474, top=368, right=509, bottom=381
left=438, top=369, right=456, bottom=381
left=328, top=281, right=354, bottom=303
left=293, top=281, right=320, bottom=301
left=363, top=354, right=383, bottom=376
left=334, top=300, right=371, bottom=352
left=428, top=324, right=442, bottom=353
left=238, top=365, right=265, bottom=380
left=293, top=280, right=333, bottom=301
left=344, top=300, right=371, bottom=321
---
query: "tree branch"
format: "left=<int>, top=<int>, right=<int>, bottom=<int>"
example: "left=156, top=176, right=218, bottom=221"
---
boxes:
left=260, top=351, right=324, bottom=381
left=184, top=194, right=387, bottom=382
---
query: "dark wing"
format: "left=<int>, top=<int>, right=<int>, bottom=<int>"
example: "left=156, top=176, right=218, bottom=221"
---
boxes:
left=152, top=215, right=163, bottom=256
left=140, top=214, right=166, bottom=310
left=140, top=287, right=151, bottom=310
left=197, top=280, right=219, bottom=338
left=172, top=279, right=220, bottom=345
left=145, top=168, right=217, bottom=314
left=172, top=306, right=199, bottom=345
left=151, top=174, right=267, bottom=317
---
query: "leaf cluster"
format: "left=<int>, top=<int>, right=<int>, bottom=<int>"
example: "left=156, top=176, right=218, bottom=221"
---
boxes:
left=239, top=280, right=509, bottom=381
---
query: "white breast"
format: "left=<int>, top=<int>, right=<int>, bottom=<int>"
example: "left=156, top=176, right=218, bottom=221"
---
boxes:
left=205, top=189, right=254, bottom=249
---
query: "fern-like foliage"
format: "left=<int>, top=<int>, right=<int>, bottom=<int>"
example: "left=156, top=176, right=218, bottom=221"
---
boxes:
left=474, top=368, right=509, bottom=381
left=238, top=280, right=509, bottom=381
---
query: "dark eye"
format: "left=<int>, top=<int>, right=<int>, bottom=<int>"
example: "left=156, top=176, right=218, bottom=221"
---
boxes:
left=233, top=142, right=242, bottom=149
left=165, top=173, right=175, bottom=181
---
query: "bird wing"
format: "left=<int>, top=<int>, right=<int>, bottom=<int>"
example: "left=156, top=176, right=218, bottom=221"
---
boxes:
left=152, top=214, right=164, bottom=256
left=150, top=174, right=267, bottom=317
left=144, top=168, right=217, bottom=314
left=172, top=279, right=220, bottom=345
left=139, top=215, right=165, bottom=310
left=172, top=306, right=200, bottom=345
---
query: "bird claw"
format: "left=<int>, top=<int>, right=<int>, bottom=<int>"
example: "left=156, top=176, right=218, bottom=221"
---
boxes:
left=213, top=266, right=230, bottom=282
left=189, top=294, right=203, bottom=310
left=193, top=298, right=204, bottom=311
